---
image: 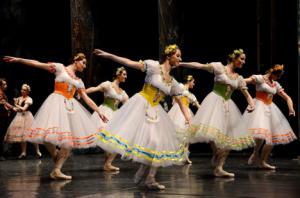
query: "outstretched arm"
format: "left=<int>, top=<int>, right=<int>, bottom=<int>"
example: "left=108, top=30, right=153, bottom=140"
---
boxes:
left=78, top=89, right=108, bottom=122
left=244, top=76, right=256, bottom=85
left=93, top=49, right=144, bottom=71
left=3, top=56, right=53, bottom=71
left=179, top=62, right=212, bottom=71
left=278, top=90, right=295, bottom=116
left=86, top=83, right=107, bottom=94
left=241, top=89, right=255, bottom=112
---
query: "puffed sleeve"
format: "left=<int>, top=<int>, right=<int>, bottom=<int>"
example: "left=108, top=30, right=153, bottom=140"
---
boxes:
left=170, top=79, right=184, bottom=96
left=99, top=81, right=111, bottom=90
left=238, top=75, right=248, bottom=90
left=143, top=59, right=160, bottom=75
left=77, top=79, right=85, bottom=90
left=251, top=74, right=263, bottom=84
left=210, top=62, right=224, bottom=75
left=275, top=81, right=284, bottom=93
left=48, top=63, right=65, bottom=75
left=25, top=97, right=33, bottom=105
left=187, top=92, right=198, bottom=104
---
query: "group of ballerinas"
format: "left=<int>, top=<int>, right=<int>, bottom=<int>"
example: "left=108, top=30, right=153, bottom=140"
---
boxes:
left=0, top=82, right=42, bottom=159
left=1, top=44, right=296, bottom=190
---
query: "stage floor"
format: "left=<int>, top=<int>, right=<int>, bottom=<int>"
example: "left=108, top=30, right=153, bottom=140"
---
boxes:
left=0, top=153, right=299, bottom=197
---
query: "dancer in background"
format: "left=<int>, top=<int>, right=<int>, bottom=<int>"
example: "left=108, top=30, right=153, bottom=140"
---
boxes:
left=5, top=84, right=42, bottom=159
left=86, top=66, right=129, bottom=171
left=94, top=44, right=190, bottom=190
left=168, top=74, right=200, bottom=164
left=3, top=53, right=107, bottom=179
left=242, top=64, right=296, bottom=169
left=180, top=49, right=255, bottom=177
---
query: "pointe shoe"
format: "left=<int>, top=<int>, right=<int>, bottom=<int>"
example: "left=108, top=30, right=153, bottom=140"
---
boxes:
left=18, top=153, right=26, bottom=159
left=146, top=182, right=166, bottom=190
left=248, top=154, right=260, bottom=165
left=186, top=158, right=192, bottom=164
left=50, top=170, right=72, bottom=180
left=36, top=151, right=42, bottom=158
left=260, top=162, right=276, bottom=170
left=103, top=164, right=120, bottom=171
left=213, top=168, right=235, bottom=177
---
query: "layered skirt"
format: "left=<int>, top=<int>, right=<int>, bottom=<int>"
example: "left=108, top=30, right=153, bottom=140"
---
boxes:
left=96, top=93, right=185, bottom=167
left=25, top=93, right=99, bottom=149
left=189, top=92, right=254, bottom=150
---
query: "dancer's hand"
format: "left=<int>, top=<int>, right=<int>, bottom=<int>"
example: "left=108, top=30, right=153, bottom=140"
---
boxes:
left=246, top=104, right=255, bottom=112
left=93, top=49, right=111, bottom=58
left=98, top=112, right=109, bottom=123
left=289, top=108, right=295, bottom=116
left=3, top=56, right=20, bottom=63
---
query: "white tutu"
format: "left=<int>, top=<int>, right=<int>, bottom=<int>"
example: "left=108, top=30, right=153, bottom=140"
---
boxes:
left=25, top=93, right=99, bottom=149
left=91, top=105, right=114, bottom=130
left=168, top=103, right=194, bottom=140
left=189, top=92, right=254, bottom=150
left=240, top=99, right=297, bottom=145
left=97, top=93, right=185, bottom=167
left=5, top=111, right=34, bottom=143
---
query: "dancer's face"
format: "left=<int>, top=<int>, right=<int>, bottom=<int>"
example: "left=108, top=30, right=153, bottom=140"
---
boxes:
left=169, top=49, right=182, bottom=68
left=75, top=59, right=87, bottom=72
left=0, top=80, right=7, bottom=91
left=188, top=79, right=195, bottom=89
left=233, top=53, right=246, bottom=69
left=21, top=87, right=29, bottom=96
left=117, top=71, right=127, bottom=83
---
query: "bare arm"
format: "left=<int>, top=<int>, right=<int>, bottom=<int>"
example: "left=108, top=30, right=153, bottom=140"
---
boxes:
left=15, top=103, right=30, bottom=112
left=240, top=89, right=255, bottom=112
left=85, top=84, right=106, bottom=94
left=179, top=62, right=212, bottom=71
left=278, top=90, right=295, bottom=116
left=174, top=96, right=191, bottom=126
left=244, top=76, right=256, bottom=85
left=93, top=49, right=144, bottom=71
left=3, top=56, right=53, bottom=71
left=78, top=89, right=108, bottom=122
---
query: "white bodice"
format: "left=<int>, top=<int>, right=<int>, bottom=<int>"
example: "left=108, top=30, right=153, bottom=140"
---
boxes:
left=252, top=75, right=283, bottom=95
left=143, top=60, right=183, bottom=96
left=52, top=63, right=85, bottom=89
left=179, top=83, right=198, bottom=104
left=101, top=81, right=128, bottom=103
left=210, top=62, right=246, bottom=90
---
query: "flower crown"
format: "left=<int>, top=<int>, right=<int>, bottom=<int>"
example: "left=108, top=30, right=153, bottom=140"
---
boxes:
left=186, top=75, right=194, bottom=82
left=269, top=64, right=284, bottom=73
left=164, top=44, right=179, bottom=56
left=22, top=84, right=31, bottom=92
left=228, top=49, right=244, bottom=60
left=115, top=66, right=126, bottom=76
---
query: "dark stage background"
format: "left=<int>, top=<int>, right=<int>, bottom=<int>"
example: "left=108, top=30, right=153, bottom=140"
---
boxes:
left=0, top=0, right=299, bottom=158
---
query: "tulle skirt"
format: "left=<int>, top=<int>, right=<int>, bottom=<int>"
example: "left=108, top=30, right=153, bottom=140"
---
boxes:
left=168, top=103, right=194, bottom=141
left=91, top=105, right=115, bottom=130
left=25, top=93, right=99, bottom=149
left=239, top=99, right=297, bottom=145
left=189, top=91, right=254, bottom=150
left=5, top=111, right=34, bottom=143
left=96, top=93, right=185, bottom=167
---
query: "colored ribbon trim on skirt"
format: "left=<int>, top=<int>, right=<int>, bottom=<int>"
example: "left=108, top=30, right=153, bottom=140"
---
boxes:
left=97, top=129, right=185, bottom=163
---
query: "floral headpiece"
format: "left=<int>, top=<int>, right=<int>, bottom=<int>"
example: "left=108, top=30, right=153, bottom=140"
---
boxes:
left=22, top=84, right=31, bottom=92
left=185, top=75, right=194, bottom=82
left=116, top=66, right=126, bottom=76
left=73, top=53, right=86, bottom=61
left=228, top=49, right=244, bottom=60
left=164, top=44, right=179, bottom=56
left=269, top=64, right=284, bottom=74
